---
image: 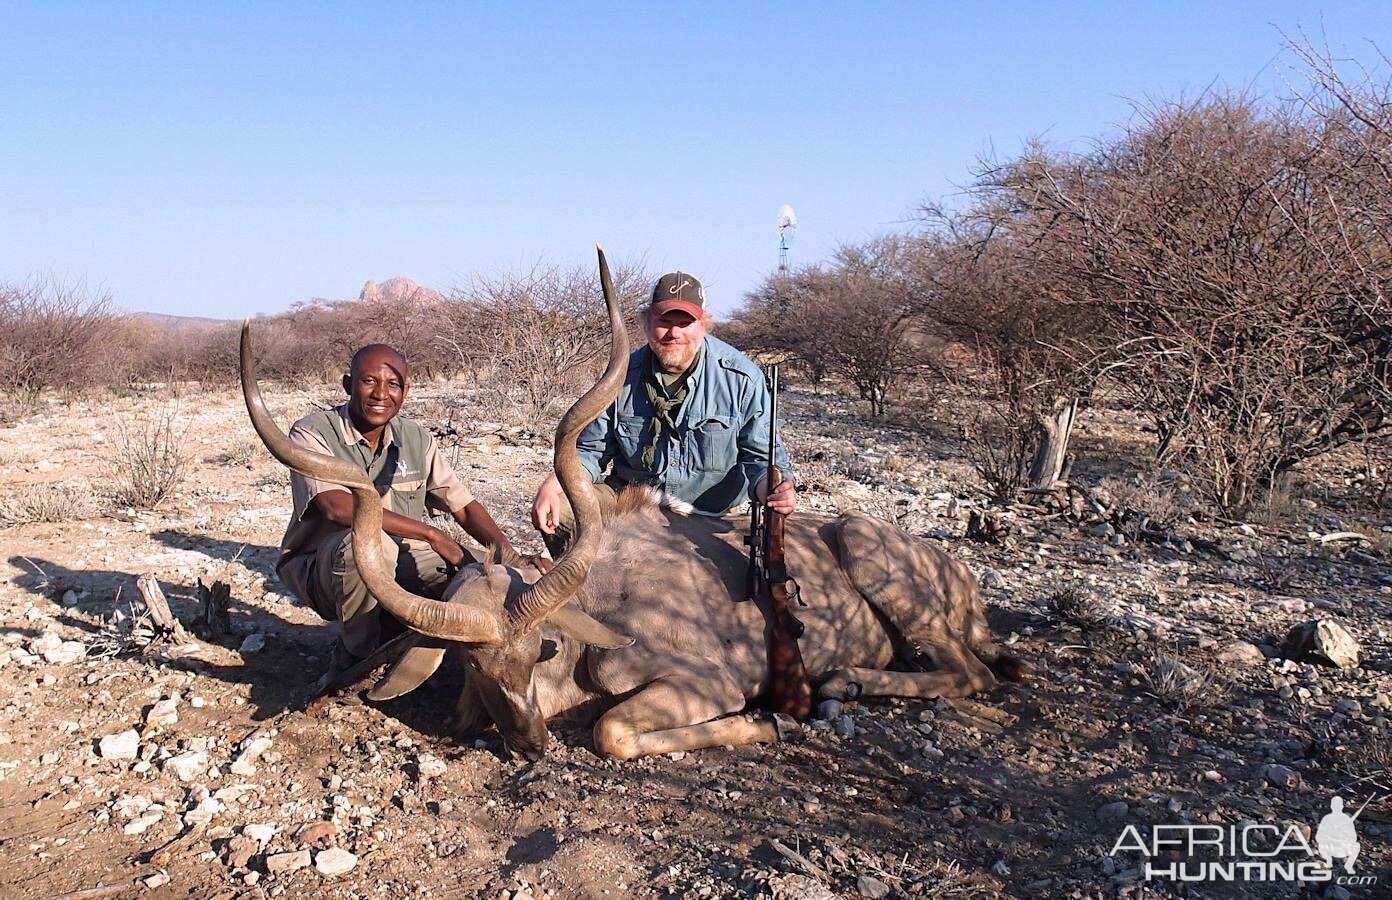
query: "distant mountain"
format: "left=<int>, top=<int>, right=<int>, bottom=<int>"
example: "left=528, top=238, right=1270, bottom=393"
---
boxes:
left=129, top=276, right=442, bottom=329
left=128, top=312, right=234, bottom=332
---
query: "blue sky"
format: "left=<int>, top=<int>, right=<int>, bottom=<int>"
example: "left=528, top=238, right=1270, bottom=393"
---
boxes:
left=2, top=2, right=1388, bottom=318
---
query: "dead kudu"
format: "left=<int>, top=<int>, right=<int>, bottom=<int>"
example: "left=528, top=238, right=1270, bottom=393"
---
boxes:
left=240, top=246, right=1027, bottom=761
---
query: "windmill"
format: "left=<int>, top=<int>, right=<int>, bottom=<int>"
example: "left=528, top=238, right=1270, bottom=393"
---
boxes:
left=777, top=204, right=797, bottom=274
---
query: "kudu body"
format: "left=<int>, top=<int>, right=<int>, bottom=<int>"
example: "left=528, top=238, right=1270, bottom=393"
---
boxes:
left=451, top=491, right=1027, bottom=760
left=241, top=247, right=1025, bottom=761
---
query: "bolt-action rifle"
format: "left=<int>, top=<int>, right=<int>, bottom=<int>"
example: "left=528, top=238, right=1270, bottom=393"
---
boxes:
left=746, top=364, right=813, bottom=719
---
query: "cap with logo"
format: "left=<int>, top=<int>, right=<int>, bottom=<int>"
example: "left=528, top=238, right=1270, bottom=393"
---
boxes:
left=648, top=272, right=706, bottom=320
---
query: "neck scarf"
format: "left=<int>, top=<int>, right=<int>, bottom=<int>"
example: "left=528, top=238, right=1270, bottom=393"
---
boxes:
left=640, top=348, right=699, bottom=470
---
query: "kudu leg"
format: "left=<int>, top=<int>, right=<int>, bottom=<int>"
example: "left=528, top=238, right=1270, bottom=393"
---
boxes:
left=819, top=640, right=996, bottom=702
left=593, top=677, right=774, bottom=761
left=834, top=512, right=1020, bottom=698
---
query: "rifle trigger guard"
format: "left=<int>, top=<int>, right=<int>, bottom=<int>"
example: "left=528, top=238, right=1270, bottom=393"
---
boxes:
left=785, top=577, right=806, bottom=607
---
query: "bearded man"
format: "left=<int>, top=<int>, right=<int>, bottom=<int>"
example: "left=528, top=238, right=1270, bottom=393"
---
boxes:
left=531, top=271, right=795, bottom=537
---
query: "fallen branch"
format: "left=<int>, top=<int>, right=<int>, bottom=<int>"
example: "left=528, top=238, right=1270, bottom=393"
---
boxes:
left=1316, top=531, right=1369, bottom=544
left=940, top=706, right=1005, bottom=735
left=1064, top=482, right=1110, bottom=519
left=144, top=814, right=217, bottom=868
left=945, top=697, right=1018, bottom=727
left=768, top=837, right=828, bottom=882
left=134, top=574, right=192, bottom=645
left=50, top=886, right=130, bottom=900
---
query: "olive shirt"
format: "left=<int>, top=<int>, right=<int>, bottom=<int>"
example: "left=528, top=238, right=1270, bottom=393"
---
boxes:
left=575, top=334, right=795, bottom=514
left=275, top=403, right=474, bottom=600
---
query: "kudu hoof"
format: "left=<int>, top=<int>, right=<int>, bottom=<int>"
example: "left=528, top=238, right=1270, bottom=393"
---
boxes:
left=772, top=713, right=805, bottom=742
left=816, top=673, right=862, bottom=701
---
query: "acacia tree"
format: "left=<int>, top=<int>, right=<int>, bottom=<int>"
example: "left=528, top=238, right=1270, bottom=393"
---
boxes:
left=910, top=218, right=1097, bottom=496
left=444, top=261, right=651, bottom=422
left=727, top=266, right=836, bottom=388
left=0, top=277, right=124, bottom=410
left=981, top=94, right=1392, bottom=510
left=334, top=292, right=457, bottom=380
left=1293, top=40, right=1392, bottom=443
left=733, top=236, right=931, bottom=417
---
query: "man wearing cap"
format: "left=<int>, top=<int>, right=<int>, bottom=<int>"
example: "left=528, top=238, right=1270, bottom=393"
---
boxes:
left=531, top=272, right=796, bottom=538
left=278, top=342, right=538, bottom=683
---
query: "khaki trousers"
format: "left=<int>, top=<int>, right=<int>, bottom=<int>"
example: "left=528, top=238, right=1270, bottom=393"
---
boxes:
left=280, top=528, right=477, bottom=658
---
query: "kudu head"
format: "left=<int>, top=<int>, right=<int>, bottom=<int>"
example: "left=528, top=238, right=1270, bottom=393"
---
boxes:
left=240, top=246, right=633, bottom=761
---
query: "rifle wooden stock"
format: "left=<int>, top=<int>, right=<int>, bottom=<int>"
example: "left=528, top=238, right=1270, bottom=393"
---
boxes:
left=764, top=464, right=812, bottom=719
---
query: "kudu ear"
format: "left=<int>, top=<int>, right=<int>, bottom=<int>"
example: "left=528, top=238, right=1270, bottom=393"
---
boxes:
left=547, top=606, right=634, bottom=650
left=367, top=640, right=448, bottom=701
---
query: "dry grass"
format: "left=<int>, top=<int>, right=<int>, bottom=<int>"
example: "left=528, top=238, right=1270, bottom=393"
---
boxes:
left=88, top=600, right=159, bottom=659
left=111, top=405, right=189, bottom=510
left=1098, top=470, right=1184, bottom=529
left=214, top=439, right=260, bottom=469
left=1142, top=650, right=1222, bottom=710
left=910, top=856, right=998, bottom=896
left=1046, top=586, right=1108, bottom=631
left=0, top=480, right=98, bottom=526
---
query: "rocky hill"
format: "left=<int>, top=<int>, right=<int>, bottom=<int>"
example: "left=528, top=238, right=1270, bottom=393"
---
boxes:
left=357, top=277, right=444, bottom=305
left=127, top=312, right=233, bottom=332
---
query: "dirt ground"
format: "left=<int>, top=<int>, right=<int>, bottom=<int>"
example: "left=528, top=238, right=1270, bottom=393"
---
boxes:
left=0, top=380, right=1389, bottom=899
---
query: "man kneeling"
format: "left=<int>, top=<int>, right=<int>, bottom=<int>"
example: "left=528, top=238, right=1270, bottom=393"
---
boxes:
left=276, top=343, right=531, bottom=683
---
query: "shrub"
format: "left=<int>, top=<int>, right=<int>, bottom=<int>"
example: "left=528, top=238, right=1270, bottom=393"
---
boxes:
left=1142, top=650, right=1223, bottom=710
left=111, top=406, right=189, bottom=509
left=1046, top=586, right=1107, bottom=631
left=978, top=93, right=1392, bottom=511
left=0, top=277, right=125, bottom=413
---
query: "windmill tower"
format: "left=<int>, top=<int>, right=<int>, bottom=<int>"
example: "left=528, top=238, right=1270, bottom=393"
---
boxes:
left=777, top=204, right=797, bottom=274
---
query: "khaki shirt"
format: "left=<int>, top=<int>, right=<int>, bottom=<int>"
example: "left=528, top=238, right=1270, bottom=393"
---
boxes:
left=276, top=403, right=474, bottom=572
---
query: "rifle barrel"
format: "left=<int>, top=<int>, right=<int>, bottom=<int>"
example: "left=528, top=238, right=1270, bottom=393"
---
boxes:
left=767, top=364, right=779, bottom=488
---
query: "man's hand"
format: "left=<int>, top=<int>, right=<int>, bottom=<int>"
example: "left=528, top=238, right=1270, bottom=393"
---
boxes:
left=756, top=476, right=798, bottom=517
left=428, top=530, right=468, bottom=568
left=527, top=555, right=555, bottom=574
left=531, top=474, right=565, bottom=535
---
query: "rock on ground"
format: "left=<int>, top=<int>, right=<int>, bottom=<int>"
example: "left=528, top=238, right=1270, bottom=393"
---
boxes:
left=314, top=848, right=358, bottom=877
left=1216, top=640, right=1265, bottom=667
left=1279, top=619, right=1361, bottom=668
left=146, top=698, right=179, bottom=727
left=266, top=849, right=311, bottom=874
left=98, top=729, right=139, bottom=760
left=163, top=750, right=209, bottom=782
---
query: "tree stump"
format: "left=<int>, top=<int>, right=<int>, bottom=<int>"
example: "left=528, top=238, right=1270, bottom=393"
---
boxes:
left=193, top=579, right=232, bottom=641
left=1028, top=397, right=1079, bottom=490
left=135, top=574, right=192, bottom=645
left=966, top=509, right=1009, bottom=544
